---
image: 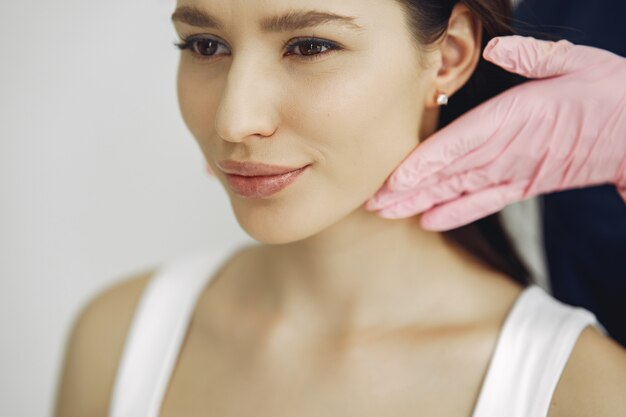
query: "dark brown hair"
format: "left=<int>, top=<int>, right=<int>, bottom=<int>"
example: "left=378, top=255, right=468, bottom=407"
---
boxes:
left=396, top=0, right=531, bottom=285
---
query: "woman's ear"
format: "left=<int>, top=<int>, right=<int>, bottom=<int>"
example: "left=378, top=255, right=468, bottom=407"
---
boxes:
left=425, top=3, right=482, bottom=108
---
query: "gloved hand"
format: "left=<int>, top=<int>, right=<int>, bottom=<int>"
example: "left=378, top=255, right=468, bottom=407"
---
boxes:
left=365, top=35, right=626, bottom=231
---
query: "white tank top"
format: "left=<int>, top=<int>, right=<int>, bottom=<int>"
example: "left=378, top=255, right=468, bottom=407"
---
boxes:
left=108, top=246, right=602, bottom=417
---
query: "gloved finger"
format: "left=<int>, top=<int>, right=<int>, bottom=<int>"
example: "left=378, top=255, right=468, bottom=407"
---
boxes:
left=483, top=35, right=581, bottom=79
left=388, top=100, right=502, bottom=192
left=376, top=182, right=457, bottom=217
left=375, top=191, right=438, bottom=219
left=372, top=155, right=495, bottom=212
left=366, top=186, right=421, bottom=212
left=374, top=169, right=492, bottom=216
left=366, top=174, right=440, bottom=211
left=419, top=181, right=528, bottom=231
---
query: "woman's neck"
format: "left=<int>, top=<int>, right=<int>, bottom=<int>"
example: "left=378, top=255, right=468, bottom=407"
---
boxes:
left=246, top=206, right=509, bottom=337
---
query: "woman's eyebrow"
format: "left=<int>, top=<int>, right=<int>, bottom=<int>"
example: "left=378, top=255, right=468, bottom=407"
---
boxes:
left=170, top=5, right=365, bottom=33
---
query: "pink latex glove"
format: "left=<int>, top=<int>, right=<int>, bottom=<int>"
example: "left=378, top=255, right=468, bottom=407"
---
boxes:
left=365, top=35, right=626, bottom=231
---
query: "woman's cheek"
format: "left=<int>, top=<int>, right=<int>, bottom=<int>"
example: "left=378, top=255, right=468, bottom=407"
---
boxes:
left=178, top=81, right=220, bottom=148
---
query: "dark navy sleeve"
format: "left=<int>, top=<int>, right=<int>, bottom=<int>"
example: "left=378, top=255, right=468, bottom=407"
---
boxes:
left=513, top=0, right=626, bottom=347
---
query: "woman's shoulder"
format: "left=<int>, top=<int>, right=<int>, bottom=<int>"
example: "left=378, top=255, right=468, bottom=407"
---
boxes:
left=53, top=245, right=251, bottom=417
left=548, top=324, right=626, bottom=417
left=498, top=284, right=626, bottom=417
left=53, top=267, right=157, bottom=417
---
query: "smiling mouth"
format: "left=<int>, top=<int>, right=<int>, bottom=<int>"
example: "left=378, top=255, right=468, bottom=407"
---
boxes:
left=217, top=160, right=308, bottom=176
left=224, top=165, right=310, bottom=198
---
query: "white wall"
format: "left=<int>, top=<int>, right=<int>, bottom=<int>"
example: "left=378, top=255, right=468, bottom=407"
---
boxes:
left=0, top=1, right=253, bottom=416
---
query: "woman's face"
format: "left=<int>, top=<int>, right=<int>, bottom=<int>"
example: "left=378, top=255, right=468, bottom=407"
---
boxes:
left=173, top=0, right=439, bottom=244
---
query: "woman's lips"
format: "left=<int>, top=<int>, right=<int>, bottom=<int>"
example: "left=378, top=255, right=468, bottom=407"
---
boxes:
left=225, top=165, right=309, bottom=198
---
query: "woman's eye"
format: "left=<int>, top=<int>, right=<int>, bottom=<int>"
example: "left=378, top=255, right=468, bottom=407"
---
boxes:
left=283, top=38, right=341, bottom=60
left=174, top=37, right=227, bottom=60
left=173, top=36, right=341, bottom=62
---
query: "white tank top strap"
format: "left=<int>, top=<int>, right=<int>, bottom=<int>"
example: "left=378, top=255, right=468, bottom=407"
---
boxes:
left=108, top=245, right=236, bottom=417
left=471, top=285, right=603, bottom=417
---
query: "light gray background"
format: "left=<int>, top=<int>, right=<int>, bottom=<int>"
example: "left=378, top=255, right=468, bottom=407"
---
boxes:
left=1, top=0, right=541, bottom=416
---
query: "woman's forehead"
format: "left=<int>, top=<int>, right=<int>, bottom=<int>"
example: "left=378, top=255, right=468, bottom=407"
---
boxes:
left=171, top=0, right=403, bottom=33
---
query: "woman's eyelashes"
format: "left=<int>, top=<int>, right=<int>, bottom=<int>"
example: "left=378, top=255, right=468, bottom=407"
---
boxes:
left=173, top=35, right=343, bottom=62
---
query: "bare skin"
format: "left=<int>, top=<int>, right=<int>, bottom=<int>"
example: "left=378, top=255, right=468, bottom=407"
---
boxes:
left=54, top=243, right=626, bottom=417
left=54, top=0, right=626, bottom=415
left=159, top=243, right=524, bottom=417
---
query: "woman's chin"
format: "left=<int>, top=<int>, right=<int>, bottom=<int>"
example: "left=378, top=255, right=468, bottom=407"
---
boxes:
left=226, top=186, right=364, bottom=245
left=239, top=223, right=318, bottom=245
left=230, top=205, right=319, bottom=245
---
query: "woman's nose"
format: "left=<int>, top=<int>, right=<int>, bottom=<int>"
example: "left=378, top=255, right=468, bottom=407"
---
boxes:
left=214, top=58, right=279, bottom=143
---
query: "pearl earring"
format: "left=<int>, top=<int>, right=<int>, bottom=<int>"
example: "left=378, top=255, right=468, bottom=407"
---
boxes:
left=437, top=92, right=449, bottom=106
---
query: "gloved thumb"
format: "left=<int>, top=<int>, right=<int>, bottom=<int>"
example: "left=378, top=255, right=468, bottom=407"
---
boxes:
left=483, top=35, right=583, bottom=79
